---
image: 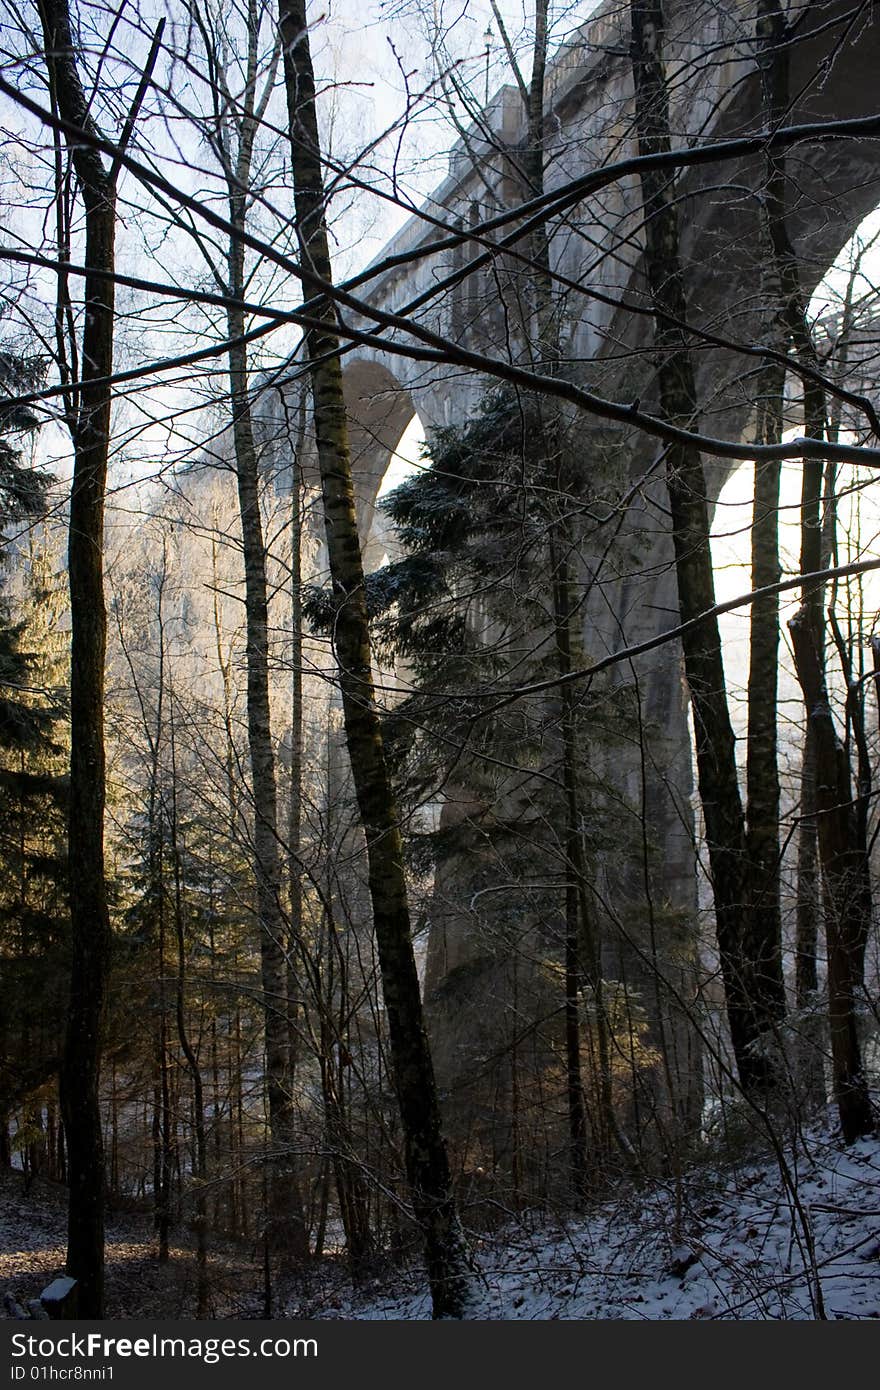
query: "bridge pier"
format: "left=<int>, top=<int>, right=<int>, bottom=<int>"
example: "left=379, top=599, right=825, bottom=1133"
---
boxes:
left=258, top=0, right=880, bottom=1190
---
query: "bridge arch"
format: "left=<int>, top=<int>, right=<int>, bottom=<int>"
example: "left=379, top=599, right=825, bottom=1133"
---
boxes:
left=266, top=0, right=880, bottom=1168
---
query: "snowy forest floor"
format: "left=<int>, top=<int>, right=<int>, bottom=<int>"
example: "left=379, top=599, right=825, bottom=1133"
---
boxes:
left=2, top=1121, right=878, bottom=1320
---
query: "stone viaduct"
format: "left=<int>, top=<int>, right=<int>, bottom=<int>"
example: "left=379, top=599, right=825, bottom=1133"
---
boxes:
left=261, top=0, right=880, bottom=1161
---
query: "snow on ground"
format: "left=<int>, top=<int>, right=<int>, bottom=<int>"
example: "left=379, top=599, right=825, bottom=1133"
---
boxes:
left=0, top=1175, right=262, bottom=1319
left=302, top=1125, right=880, bottom=1320
left=2, top=1123, right=878, bottom=1319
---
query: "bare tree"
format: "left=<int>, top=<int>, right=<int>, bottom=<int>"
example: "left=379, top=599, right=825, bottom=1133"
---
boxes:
left=629, top=0, right=781, bottom=1096
left=182, top=0, right=309, bottom=1260
left=36, top=0, right=162, bottom=1315
left=278, top=0, right=474, bottom=1318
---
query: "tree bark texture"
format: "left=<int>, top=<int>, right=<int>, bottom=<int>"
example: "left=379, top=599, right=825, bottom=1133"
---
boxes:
left=795, top=726, right=820, bottom=1004
left=744, top=0, right=793, bottom=1017
left=38, top=0, right=115, bottom=1317
left=170, top=784, right=209, bottom=1316
left=630, top=0, right=778, bottom=1093
left=746, top=381, right=786, bottom=1021
left=757, top=0, right=828, bottom=1015
left=286, top=397, right=308, bottom=1148
left=226, top=321, right=309, bottom=1258
left=221, top=1, right=309, bottom=1259
left=551, top=545, right=601, bottom=1187
left=278, top=0, right=472, bottom=1317
left=789, top=609, right=873, bottom=1142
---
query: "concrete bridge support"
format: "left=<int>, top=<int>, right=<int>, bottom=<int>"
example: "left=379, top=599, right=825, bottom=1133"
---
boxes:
left=263, top=0, right=880, bottom=1175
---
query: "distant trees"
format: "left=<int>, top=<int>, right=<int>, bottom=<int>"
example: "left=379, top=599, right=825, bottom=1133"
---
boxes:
left=172, top=0, right=310, bottom=1261
left=0, top=350, right=66, bottom=1182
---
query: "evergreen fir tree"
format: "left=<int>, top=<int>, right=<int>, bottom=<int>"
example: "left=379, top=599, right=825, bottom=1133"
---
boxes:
left=309, top=389, right=644, bottom=1196
left=0, top=348, right=68, bottom=1176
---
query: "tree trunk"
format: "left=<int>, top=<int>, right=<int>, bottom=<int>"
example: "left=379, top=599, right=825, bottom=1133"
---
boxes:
left=746, top=4, right=791, bottom=1018
left=630, top=0, right=777, bottom=1094
left=789, top=610, right=873, bottom=1142
left=286, top=403, right=307, bottom=1186
left=552, top=556, right=592, bottom=1196
left=523, top=0, right=620, bottom=1170
left=38, top=0, right=116, bottom=1316
left=795, top=728, right=820, bottom=1004
left=278, top=0, right=472, bottom=1317
left=169, top=744, right=209, bottom=1317
left=220, top=3, right=309, bottom=1258
left=756, top=3, right=872, bottom=1134
left=226, top=319, right=309, bottom=1260
left=746, top=378, right=786, bottom=1023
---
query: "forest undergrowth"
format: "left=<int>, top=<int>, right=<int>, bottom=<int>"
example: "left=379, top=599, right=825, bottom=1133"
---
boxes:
left=2, top=1119, right=877, bottom=1320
